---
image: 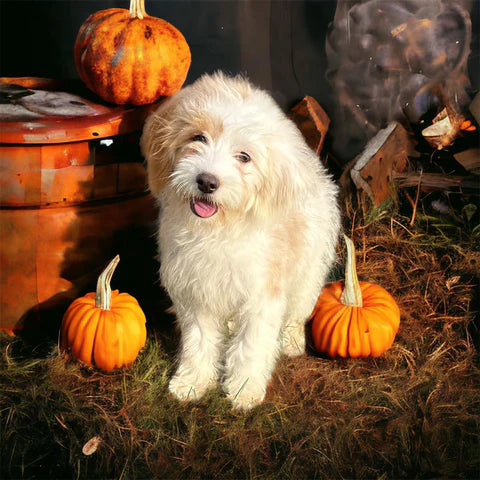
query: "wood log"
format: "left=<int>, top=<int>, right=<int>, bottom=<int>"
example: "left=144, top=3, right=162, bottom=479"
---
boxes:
left=289, top=96, right=330, bottom=156
left=421, top=107, right=466, bottom=150
left=348, top=122, right=417, bottom=205
left=393, top=172, right=479, bottom=192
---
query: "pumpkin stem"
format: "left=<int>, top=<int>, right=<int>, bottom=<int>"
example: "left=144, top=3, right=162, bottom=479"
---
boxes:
left=96, top=255, right=120, bottom=310
left=129, top=0, right=147, bottom=19
left=340, top=235, right=363, bottom=307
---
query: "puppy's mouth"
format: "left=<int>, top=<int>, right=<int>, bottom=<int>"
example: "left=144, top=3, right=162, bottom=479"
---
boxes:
left=190, top=198, right=219, bottom=218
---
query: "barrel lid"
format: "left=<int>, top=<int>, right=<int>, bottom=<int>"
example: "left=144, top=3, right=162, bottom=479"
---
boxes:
left=0, top=77, right=160, bottom=144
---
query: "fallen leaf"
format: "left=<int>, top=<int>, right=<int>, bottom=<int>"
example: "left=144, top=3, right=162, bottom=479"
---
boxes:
left=82, top=436, right=102, bottom=456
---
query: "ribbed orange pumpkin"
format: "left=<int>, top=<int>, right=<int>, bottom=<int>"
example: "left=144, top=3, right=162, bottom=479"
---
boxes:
left=60, top=255, right=147, bottom=372
left=310, top=235, right=400, bottom=358
left=74, top=0, right=191, bottom=105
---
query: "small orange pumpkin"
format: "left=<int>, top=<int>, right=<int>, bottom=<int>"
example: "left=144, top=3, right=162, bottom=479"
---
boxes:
left=74, top=0, right=191, bottom=105
left=60, top=255, right=147, bottom=371
left=310, top=235, right=400, bottom=358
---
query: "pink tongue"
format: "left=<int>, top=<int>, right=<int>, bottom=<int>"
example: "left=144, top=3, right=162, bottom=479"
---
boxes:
left=193, top=199, right=217, bottom=218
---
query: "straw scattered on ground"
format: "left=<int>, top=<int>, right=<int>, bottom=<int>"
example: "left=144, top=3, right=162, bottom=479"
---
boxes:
left=1, top=194, right=479, bottom=479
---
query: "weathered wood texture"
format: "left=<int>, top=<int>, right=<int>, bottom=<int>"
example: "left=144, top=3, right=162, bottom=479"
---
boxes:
left=289, top=96, right=330, bottom=156
left=349, top=122, right=417, bottom=205
left=0, top=78, right=158, bottom=335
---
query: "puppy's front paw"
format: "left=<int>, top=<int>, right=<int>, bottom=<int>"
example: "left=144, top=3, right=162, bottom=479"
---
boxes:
left=282, top=324, right=306, bottom=357
left=282, top=336, right=306, bottom=357
left=224, top=377, right=266, bottom=410
left=168, top=373, right=214, bottom=401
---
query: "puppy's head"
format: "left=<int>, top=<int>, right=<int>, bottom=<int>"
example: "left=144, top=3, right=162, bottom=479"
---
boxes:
left=141, top=72, right=316, bottom=221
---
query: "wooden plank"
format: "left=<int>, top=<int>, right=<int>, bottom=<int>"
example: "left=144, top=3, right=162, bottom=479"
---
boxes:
left=289, top=96, right=330, bottom=156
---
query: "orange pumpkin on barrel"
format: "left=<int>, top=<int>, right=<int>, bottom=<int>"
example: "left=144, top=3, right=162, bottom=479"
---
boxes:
left=74, top=0, right=191, bottom=105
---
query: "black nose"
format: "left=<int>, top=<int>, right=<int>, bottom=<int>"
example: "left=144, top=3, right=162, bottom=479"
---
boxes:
left=196, top=173, right=219, bottom=194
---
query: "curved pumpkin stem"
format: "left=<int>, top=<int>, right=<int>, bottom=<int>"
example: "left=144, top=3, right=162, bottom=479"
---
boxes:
left=96, top=255, right=120, bottom=310
left=340, top=235, right=363, bottom=307
left=130, top=0, right=147, bottom=19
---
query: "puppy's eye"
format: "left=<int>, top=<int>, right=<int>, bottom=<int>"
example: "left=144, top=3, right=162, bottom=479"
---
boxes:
left=236, top=152, right=251, bottom=163
left=192, top=134, right=207, bottom=144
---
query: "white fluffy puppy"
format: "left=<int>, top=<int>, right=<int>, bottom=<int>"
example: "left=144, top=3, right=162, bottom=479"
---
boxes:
left=141, top=72, right=340, bottom=409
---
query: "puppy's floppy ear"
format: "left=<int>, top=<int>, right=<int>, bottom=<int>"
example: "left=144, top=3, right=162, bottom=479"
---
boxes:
left=262, top=126, right=323, bottom=211
left=140, top=96, right=179, bottom=196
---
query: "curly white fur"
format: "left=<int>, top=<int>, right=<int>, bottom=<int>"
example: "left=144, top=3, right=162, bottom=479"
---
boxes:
left=141, top=72, right=340, bottom=409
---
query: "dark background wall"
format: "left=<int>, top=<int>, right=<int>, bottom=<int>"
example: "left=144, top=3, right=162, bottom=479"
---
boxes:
left=0, top=0, right=338, bottom=112
left=1, top=0, right=479, bottom=161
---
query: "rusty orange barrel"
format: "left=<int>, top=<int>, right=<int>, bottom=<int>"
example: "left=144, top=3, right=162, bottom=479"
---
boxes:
left=0, top=78, right=159, bottom=337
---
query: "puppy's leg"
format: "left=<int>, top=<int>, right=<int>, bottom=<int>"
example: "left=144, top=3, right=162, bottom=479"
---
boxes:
left=282, top=288, right=316, bottom=357
left=282, top=260, right=331, bottom=357
left=281, top=318, right=307, bottom=357
left=223, top=297, right=285, bottom=409
left=169, top=308, right=223, bottom=401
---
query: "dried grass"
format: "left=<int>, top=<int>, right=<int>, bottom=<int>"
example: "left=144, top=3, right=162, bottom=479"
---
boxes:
left=1, top=193, right=479, bottom=479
